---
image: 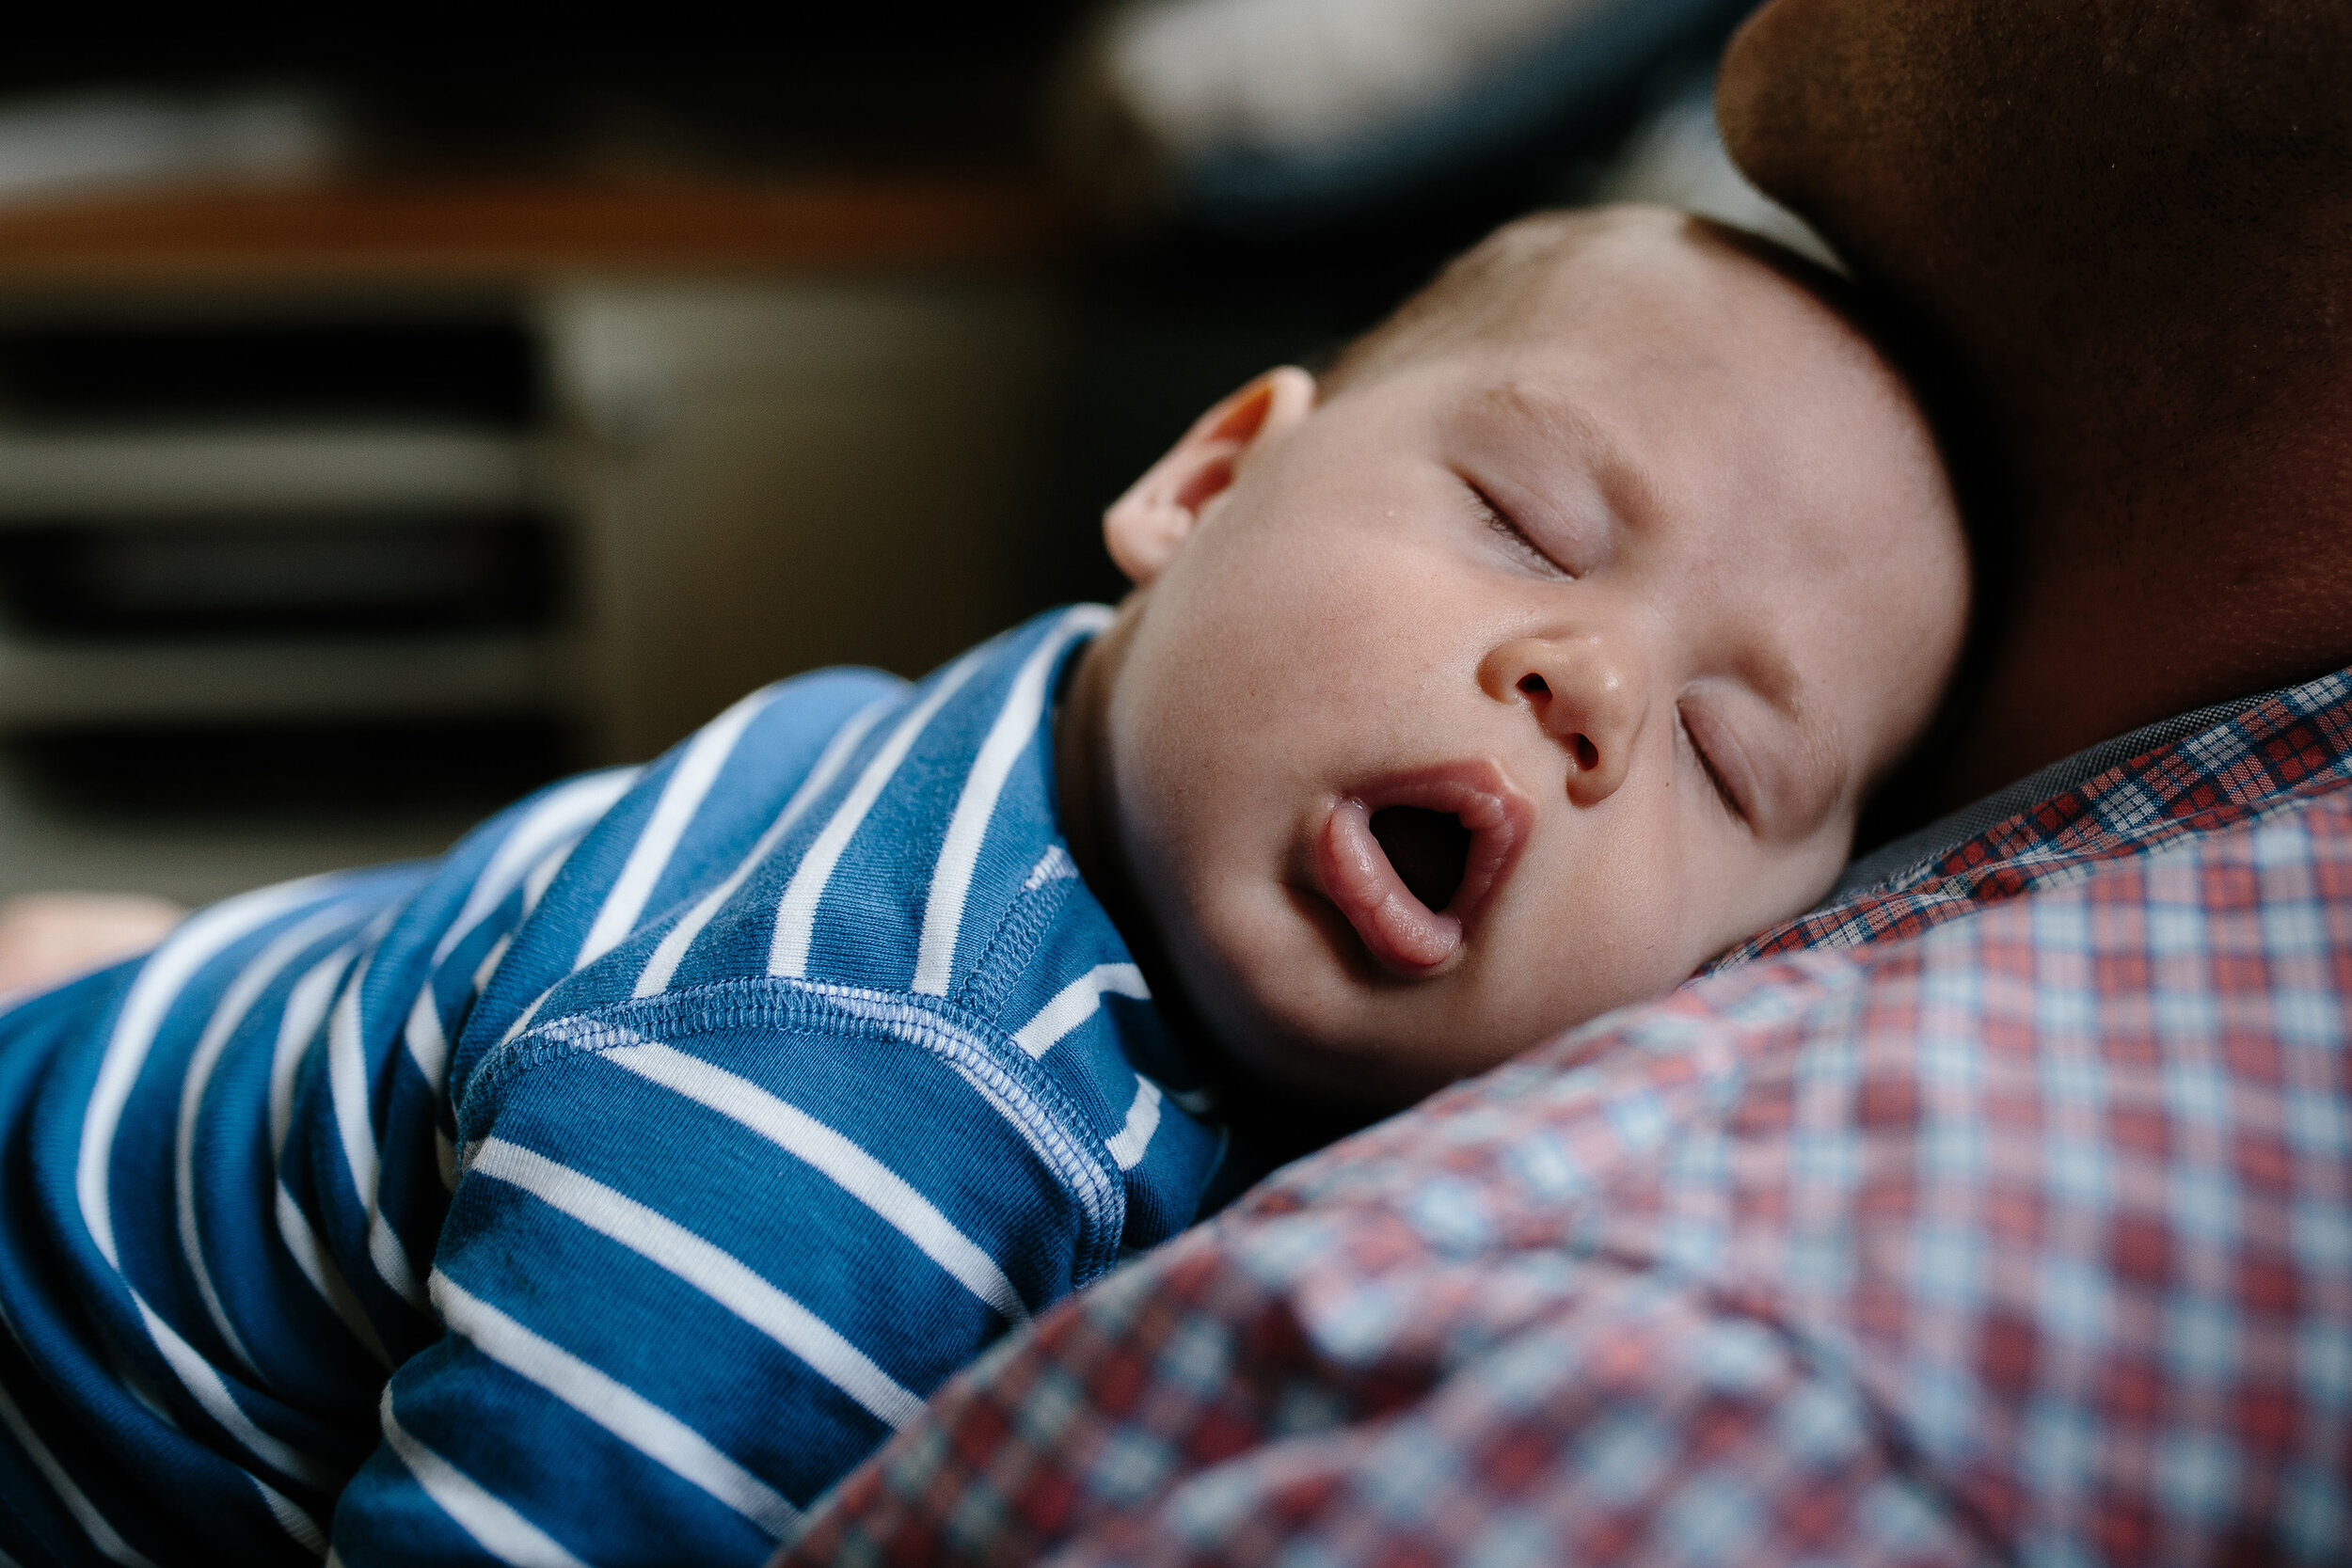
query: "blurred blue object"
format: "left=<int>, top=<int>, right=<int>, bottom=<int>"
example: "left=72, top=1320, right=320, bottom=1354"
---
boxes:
left=1085, top=0, right=1760, bottom=230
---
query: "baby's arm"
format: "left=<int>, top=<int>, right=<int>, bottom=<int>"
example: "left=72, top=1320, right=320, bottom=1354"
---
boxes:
left=0, top=891, right=183, bottom=995
left=330, top=994, right=1097, bottom=1566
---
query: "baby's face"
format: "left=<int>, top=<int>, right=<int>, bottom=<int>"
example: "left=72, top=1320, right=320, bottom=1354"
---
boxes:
left=1067, top=211, right=1966, bottom=1109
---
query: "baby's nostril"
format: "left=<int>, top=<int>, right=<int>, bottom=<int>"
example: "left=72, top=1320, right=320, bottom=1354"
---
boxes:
left=1572, top=736, right=1600, bottom=772
left=1518, top=673, right=1549, bottom=699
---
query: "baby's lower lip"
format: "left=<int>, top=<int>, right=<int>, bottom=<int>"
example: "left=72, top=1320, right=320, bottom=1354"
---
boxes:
left=1311, top=761, right=1533, bottom=977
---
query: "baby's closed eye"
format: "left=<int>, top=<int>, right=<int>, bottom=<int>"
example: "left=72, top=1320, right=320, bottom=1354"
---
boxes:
left=1461, top=477, right=1570, bottom=579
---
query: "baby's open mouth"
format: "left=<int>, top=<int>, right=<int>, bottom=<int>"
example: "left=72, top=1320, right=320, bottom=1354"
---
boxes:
left=1314, top=762, right=1532, bottom=975
left=1372, top=807, right=1472, bottom=912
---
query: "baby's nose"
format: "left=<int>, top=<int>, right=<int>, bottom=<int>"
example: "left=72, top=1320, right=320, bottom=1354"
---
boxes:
left=1480, top=634, right=1647, bottom=806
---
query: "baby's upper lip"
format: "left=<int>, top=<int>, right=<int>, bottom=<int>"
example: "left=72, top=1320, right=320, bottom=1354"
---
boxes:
left=1311, top=758, right=1534, bottom=977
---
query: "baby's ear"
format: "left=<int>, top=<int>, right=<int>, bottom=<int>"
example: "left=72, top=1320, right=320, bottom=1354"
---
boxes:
left=1104, top=366, right=1315, bottom=584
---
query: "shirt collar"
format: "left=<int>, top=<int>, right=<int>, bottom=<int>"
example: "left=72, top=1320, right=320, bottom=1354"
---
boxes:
left=1710, top=662, right=2352, bottom=970
left=1835, top=680, right=2310, bottom=899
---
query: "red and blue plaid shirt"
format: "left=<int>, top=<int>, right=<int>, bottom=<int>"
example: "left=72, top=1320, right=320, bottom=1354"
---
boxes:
left=782, top=669, right=2352, bottom=1568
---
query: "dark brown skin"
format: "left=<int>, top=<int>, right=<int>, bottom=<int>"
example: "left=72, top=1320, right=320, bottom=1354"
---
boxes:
left=1718, top=0, right=2352, bottom=803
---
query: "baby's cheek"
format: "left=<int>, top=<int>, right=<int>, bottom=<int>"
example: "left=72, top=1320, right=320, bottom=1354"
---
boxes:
left=1688, top=832, right=1846, bottom=969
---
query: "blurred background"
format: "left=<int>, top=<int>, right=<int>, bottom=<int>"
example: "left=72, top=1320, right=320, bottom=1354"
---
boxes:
left=0, top=0, right=1821, bottom=903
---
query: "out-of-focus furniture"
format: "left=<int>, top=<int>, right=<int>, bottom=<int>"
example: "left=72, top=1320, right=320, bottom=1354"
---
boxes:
left=0, top=176, right=1073, bottom=766
left=1073, top=0, right=1756, bottom=229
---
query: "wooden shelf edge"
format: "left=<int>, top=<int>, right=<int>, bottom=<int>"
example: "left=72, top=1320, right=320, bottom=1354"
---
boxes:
left=0, top=174, right=1083, bottom=285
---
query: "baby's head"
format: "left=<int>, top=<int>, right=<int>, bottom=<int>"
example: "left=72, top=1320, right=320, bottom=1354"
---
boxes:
left=1057, top=206, right=1967, bottom=1111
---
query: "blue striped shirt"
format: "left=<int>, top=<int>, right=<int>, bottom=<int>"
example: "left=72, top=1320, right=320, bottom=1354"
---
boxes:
left=0, top=607, right=1232, bottom=1566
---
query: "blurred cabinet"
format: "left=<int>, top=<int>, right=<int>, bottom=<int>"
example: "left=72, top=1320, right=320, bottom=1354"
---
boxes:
left=0, top=178, right=1070, bottom=768
left=545, top=279, right=1060, bottom=760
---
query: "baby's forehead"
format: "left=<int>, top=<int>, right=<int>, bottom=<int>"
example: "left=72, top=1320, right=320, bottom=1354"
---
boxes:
left=1484, top=225, right=1873, bottom=382
left=1333, top=208, right=1880, bottom=407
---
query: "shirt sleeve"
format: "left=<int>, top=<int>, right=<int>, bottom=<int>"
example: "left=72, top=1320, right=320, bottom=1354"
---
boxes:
left=330, top=994, right=1089, bottom=1568
left=776, top=1117, right=1991, bottom=1568
left=773, top=953, right=2003, bottom=1568
left=790, top=1245, right=1988, bottom=1567
left=777, top=817, right=2352, bottom=1568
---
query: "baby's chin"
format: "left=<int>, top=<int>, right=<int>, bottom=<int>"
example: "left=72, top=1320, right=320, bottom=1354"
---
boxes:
left=1173, top=896, right=1724, bottom=1116
left=1173, top=928, right=1534, bottom=1114
left=1146, top=855, right=1692, bottom=1113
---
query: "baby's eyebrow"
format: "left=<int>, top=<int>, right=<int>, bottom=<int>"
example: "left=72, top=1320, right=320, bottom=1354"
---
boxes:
left=1468, top=380, right=1661, bottom=530
left=1472, top=381, right=1610, bottom=459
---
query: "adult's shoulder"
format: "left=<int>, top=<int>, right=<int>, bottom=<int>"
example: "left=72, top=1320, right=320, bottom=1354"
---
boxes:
left=782, top=785, right=2352, bottom=1567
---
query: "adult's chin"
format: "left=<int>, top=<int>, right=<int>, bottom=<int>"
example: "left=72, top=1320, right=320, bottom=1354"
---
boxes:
left=1715, top=0, right=1843, bottom=219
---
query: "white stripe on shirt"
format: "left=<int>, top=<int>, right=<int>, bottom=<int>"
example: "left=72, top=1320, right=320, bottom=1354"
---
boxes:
left=603, top=1038, right=1028, bottom=1323
left=380, top=1387, right=590, bottom=1568
left=67, top=875, right=351, bottom=1518
left=913, top=605, right=1112, bottom=997
left=251, top=1479, right=326, bottom=1559
left=518, top=842, right=571, bottom=917
left=771, top=650, right=986, bottom=980
left=0, top=1356, right=161, bottom=1568
left=431, top=1272, right=801, bottom=1540
left=576, top=686, right=777, bottom=971
left=79, top=874, right=333, bottom=1273
left=455, top=825, right=628, bottom=1074
left=264, top=942, right=394, bottom=1366
left=271, top=944, right=352, bottom=1162
left=134, top=1297, right=332, bottom=1488
left=274, top=1184, right=389, bottom=1369
left=470, top=935, right=513, bottom=999
left=326, top=957, right=428, bottom=1311
left=175, top=903, right=358, bottom=1376
left=1011, top=964, right=1151, bottom=1059
left=469, top=1137, right=925, bottom=1431
left=427, top=769, right=638, bottom=973
left=1104, top=1078, right=1164, bottom=1171
left=635, top=696, right=891, bottom=1000
left=403, top=988, right=452, bottom=1098
left=487, top=829, right=633, bottom=1054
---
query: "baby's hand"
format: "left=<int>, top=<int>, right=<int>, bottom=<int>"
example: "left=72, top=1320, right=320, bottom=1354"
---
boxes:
left=0, top=893, right=184, bottom=997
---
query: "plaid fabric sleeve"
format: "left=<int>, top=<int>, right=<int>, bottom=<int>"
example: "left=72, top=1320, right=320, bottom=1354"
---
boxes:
left=778, top=787, right=2352, bottom=1567
left=789, top=1244, right=1991, bottom=1567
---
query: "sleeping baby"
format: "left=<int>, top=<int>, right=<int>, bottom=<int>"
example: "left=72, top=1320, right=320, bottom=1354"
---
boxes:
left=0, top=206, right=1965, bottom=1567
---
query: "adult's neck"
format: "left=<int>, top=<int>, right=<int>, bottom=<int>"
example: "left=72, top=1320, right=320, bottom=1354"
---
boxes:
left=1938, top=361, right=2352, bottom=803
left=1788, top=222, right=2352, bottom=810
left=1715, top=1, right=2352, bottom=809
